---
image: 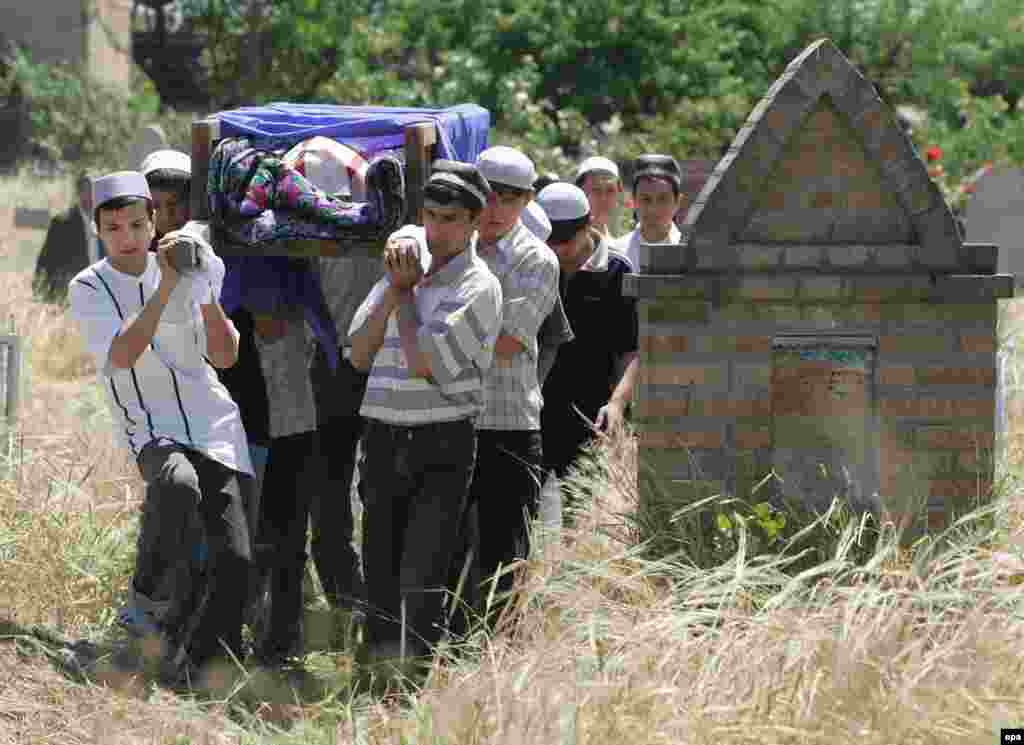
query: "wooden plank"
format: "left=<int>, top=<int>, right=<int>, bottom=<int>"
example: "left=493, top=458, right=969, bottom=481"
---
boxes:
left=190, top=118, right=220, bottom=221
left=404, top=122, right=437, bottom=226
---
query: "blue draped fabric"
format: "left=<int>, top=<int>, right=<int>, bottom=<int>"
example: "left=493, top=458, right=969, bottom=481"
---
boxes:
left=220, top=255, right=340, bottom=371
left=213, top=103, right=491, bottom=163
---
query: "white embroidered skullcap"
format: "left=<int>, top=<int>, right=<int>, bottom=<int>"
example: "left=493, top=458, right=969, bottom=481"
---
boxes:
left=521, top=200, right=552, bottom=241
left=93, top=171, right=152, bottom=209
left=574, top=156, right=620, bottom=183
left=476, top=145, right=537, bottom=191
left=537, top=182, right=590, bottom=222
left=140, top=149, right=192, bottom=176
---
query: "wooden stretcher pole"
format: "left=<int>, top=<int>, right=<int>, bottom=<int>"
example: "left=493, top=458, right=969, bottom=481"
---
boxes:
left=404, top=122, right=437, bottom=226
left=190, top=118, right=220, bottom=222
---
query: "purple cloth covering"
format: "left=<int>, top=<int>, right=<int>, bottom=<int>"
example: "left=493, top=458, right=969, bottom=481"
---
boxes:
left=214, top=103, right=491, bottom=163
left=219, top=255, right=340, bottom=371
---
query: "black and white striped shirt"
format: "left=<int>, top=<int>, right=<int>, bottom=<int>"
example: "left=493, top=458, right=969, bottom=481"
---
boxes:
left=68, top=251, right=252, bottom=476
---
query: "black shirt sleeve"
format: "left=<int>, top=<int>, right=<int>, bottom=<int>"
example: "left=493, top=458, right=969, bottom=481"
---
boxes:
left=611, top=258, right=639, bottom=357
left=214, top=307, right=271, bottom=446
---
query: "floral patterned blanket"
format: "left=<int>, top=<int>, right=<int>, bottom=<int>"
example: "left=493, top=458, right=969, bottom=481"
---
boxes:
left=207, top=136, right=405, bottom=250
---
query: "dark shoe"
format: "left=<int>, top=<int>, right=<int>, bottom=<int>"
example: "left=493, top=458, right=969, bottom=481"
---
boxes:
left=253, top=631, right=303, bottom=669
left=355, top=640, right=430, bottom=695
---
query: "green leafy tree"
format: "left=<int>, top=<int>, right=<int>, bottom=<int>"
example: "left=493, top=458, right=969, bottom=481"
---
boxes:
left=178, top=0, right=380, bottom=107
left=383, top=0, right=776, bottom=153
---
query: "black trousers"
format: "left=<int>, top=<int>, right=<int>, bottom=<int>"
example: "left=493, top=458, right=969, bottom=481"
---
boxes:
left=463, top=429, right=543, bottom=623
left=542, top=412, right=594, bottom=481
left=310, top=350, right=367, bottom=607
left=542, top=411, right=600, bottom=521
left=135, top=439, right=252, bottom=668
left=359, top=417, right=476, bottom=657
left=255, top=430, right=320, bottom=657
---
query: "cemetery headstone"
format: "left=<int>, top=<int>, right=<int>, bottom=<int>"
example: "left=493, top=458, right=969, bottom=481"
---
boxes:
left=964, top=167, right=1024, bottom=282
left=626, top=38, right=1013, bottom=540
left=125, top=123, right=168, bottom=171
left=13, top=207, right=51, bottom=230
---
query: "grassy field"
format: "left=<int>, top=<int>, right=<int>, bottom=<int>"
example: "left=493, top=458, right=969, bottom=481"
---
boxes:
left=1, top=170, right=1024, bottom=744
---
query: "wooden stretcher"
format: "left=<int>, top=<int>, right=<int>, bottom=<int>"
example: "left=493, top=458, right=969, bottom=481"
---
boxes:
left=189, top=117, right=438, bottom=259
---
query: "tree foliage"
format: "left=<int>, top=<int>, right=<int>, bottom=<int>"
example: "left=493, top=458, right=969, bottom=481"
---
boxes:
left=178, top=0, right=381, bottom=107
left=3, top=0, right=1022, bottom=186
left=167, top=0, right=1023, bottom=181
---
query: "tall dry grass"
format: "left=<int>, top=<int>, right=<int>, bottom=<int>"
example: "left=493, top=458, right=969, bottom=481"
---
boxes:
left=1, top=170, right=1024, bottom=742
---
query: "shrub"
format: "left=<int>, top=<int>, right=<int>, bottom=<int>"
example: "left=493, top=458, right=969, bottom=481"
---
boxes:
left=633, top=454, right=882, bottom=575
left=0, top=46, right=193, bottom=173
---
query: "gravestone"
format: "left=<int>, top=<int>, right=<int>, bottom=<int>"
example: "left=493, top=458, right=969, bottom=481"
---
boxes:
left=0, top=333, right=22, bottom=421
left=964, top=167, right=1024, bottom=283
left=125, top=123, right=168, bottom=171
left=626, top=38, right=1013, bottom=539
left=13, top=207, right=51, bottom=230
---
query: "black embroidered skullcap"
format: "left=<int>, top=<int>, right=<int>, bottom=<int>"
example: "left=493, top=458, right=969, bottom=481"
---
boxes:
left=426, top=159, right=492, bottom=212
left=632, top=153, right=682, bottom=194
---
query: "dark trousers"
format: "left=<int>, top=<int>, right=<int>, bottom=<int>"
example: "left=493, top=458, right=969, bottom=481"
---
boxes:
left=255, top=430, right=320, bottom=657
left=359, top=417, right=476, bottom=657
left=542, top=412, right=597, bottom=518
left=310, top=350, right=367, bottom=607
left=135, top=439, right=252, bottom=668
left=463, top=429, right=543, bottom=623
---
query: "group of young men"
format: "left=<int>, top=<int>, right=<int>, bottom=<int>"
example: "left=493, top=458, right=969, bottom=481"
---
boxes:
left=59, top=141, right=689, bottom=684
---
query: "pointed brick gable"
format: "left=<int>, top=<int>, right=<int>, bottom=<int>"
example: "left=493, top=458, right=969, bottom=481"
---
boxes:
left=678, top=39, right=962, bottom=271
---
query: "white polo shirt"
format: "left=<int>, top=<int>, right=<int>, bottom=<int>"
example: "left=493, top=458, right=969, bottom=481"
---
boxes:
left=615, top=223, right=682, bottom=271
left=68, top=246, right=253, bottom=476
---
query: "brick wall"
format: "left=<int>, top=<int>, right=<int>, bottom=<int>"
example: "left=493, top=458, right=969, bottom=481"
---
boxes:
left=632, top=289, right=999, bottom=535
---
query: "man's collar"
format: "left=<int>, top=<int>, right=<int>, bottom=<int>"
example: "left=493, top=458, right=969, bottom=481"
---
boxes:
left=477, top=220, right=525, bottom=258
left=422, top=239, right=476, bottom=287
left=579, top=228, right=612, bottom=272
left=636, top=222, right=681, bottom=244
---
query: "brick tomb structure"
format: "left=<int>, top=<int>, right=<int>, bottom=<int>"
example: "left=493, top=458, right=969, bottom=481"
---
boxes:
left=625, top=39, right=1014, bottom=537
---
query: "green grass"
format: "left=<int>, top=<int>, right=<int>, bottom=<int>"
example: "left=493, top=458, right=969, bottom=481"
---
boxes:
left=2, top=172, right=1024, bottom=742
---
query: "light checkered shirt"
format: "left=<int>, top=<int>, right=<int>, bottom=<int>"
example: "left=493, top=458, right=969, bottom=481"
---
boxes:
left=254, top=317, right=317, bottom=439
left=475, top=221, right=560, bottom=430
left=350, top=230, right=502, bottom=426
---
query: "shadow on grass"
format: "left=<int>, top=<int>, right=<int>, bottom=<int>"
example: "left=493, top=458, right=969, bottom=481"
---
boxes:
left=0, top=608, right=366, bottom=729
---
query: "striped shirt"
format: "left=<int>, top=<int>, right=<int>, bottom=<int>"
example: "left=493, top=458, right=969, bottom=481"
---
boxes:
left=474, top=221, right=560, bottom=430
left=68, top=247, right=253, bottom=476
left=350, top=230, right=502, bottom=426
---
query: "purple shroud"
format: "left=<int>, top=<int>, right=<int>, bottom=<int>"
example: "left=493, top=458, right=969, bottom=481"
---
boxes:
left=213, top=103, right=491, bottom=162
left=220, top=255, right=340, bottom=371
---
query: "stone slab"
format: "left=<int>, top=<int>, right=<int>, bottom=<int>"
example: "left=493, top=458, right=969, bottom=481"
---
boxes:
left=964, top=167, right=1024, bottom=282
left=13, top=207, right=51, bottom=229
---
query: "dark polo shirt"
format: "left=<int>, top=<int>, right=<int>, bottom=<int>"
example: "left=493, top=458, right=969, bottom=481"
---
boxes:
left=541, top=230, right=638, bottom=467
